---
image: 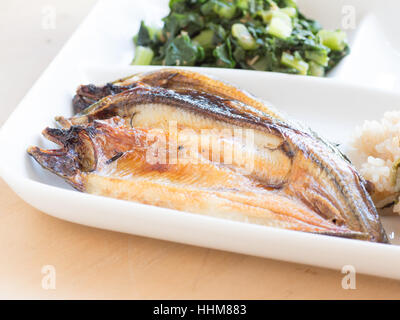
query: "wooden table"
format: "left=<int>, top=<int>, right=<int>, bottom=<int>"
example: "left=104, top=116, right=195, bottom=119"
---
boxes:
left=1, top=0, right=400, bottom=299
left=1, top=178, right=400, bottom=299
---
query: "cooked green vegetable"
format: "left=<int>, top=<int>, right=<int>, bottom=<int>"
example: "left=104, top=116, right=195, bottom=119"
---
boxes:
left=305, top=50, right=329, bottom=67
left=318, top=29, right=347, bottom=51
left=267, top=10, right=293, bottom=39
left=193, top=29, right=214, bottom=49
left=164, top=33, right=204, bottom=66
left=132, top=0, right=350, bottom=76
left=281, top=51, right=308, bottom=75
left=308, top=61, right=324, bottom=77
left=232, top=23, right=258, bottom=50
left=131, top=46, right=154, bottom=65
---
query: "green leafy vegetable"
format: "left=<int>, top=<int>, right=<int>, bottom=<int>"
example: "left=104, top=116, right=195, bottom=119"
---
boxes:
left=165, top=33, right=204, bottom=66
left=213, top=38, right=236, bottom=68
left=132, top=0, right=350, bottom=76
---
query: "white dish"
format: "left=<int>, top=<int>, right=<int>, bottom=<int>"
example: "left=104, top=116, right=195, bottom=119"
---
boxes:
left=2, top=63, right=400, bottom=279
left=1, top=0, right=400, bottom=279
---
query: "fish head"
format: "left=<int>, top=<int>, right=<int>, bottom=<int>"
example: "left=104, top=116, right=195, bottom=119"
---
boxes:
left=27, top=126, right=97, bottom=190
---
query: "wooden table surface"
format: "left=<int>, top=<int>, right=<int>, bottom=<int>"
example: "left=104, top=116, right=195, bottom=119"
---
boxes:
left=1, top=0, right=400, bottom=299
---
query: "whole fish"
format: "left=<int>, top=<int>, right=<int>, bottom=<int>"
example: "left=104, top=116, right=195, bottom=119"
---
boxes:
left=29, top=73, right=388, bottom=242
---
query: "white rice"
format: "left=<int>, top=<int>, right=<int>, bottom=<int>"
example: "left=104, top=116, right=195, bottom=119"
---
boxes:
left=348, top=111, right=400, bottom=214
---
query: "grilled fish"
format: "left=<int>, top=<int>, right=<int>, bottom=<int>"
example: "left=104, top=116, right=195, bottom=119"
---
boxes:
left=29, top=73, right=388, bottom=242
left=72, top=68, right=283, bottom=119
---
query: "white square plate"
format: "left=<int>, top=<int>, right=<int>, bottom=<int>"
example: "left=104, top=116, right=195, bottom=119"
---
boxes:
left=1, top=0, right=400, bottom=279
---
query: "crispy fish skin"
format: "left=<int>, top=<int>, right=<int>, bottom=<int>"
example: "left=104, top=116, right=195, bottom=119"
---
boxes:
left=66, top=86, right=293, bottom=134
left=28, top=119, right=372, bottom=239
left=72, top=68, right=284, bottom=120
left=73, top=83, right=138, bottom=114
left=33, top=80, right=388, bottom=242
